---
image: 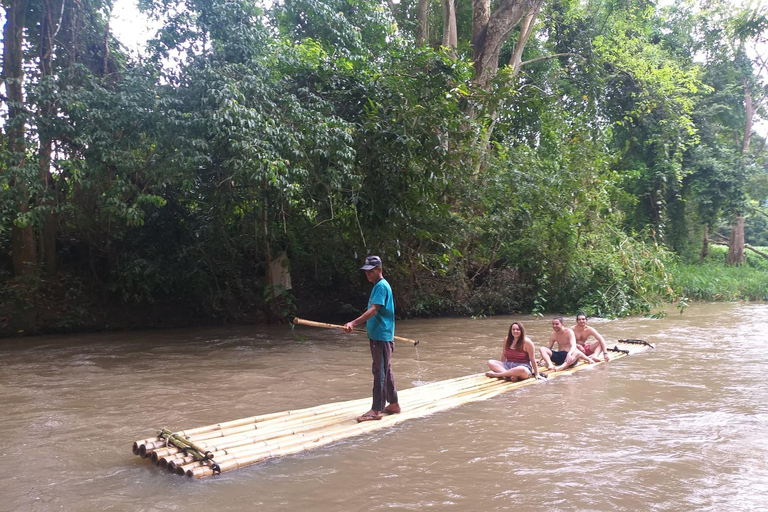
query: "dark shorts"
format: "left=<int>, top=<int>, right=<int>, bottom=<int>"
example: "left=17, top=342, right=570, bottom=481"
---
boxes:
left=551, top=350, right=568, bottom=365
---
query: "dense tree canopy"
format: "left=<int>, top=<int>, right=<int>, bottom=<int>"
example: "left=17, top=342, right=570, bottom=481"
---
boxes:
left=1, top=0, right=767, bottom=333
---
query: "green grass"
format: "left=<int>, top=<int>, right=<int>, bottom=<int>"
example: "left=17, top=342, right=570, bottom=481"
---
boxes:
left=670, top=245, right=768, bottom=301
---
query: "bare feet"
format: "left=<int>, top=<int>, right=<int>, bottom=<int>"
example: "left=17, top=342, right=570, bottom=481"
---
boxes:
left=485, top=371, right=501, bottom=378
left=384, top=403, right=401, bottom=414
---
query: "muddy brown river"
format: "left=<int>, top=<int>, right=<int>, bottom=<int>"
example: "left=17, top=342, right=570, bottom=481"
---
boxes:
left=1, top=302, right=766, bottom=511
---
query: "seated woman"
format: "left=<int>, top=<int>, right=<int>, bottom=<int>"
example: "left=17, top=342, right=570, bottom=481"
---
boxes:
left=486, top=321, right=540, bottom=381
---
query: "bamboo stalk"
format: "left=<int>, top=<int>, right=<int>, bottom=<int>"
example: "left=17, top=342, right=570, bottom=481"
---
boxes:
left=186, top=420, right=375, bottom=477
left=159, top=379, right=502, bottom=464
left=167, top=455, right=196, bottom=472
left=184, top=401, right=368, bottom=441
left=162, top=405, right=374, bottom=457
left=153, top=398, right=365, bottom=442
left=136, top=398, right=373, bottom=457
left=149, top=375, right=536, bottom=465
left=137, top=340, right=652, bottom=478
left=177, top=382, right=504, bottom=475
left=187, top=381, right=533, bottom=478
left=292, top=317, right=419, bottom=345
left=145, top=374, right=500, bottom=461
left=133, top=438, right=163, bottom=456
left=185, top=376, right=528, bottom=476
left=139, top=373, right=489, bottom=457
left=178, top=409, right=295, bottom=436
left=150, top=447, right=181, bottom=464
left=193, top=368, right=596, bottom=470
left=179, top=424, right=331, bottom=475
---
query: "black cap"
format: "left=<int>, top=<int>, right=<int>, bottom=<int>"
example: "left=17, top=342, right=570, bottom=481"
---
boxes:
left=360, top=255, right=382, bottom=270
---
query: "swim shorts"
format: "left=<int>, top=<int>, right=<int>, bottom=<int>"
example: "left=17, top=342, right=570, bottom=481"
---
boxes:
left=551, top=350, right=568, bottom=365
left=580, top=344, right=595, bottom=356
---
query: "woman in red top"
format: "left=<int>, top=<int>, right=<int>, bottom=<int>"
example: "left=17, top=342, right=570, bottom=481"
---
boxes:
left=486, top=322, right=540, bottom=381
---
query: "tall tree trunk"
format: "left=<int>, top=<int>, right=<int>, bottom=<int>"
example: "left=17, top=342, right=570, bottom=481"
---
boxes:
left=699, top=225, right=709, bottom=262
left=472, top=0, right=490, bottom=57
left=508, top=5, right=540, bottom=72
left=441, top=0, right=457, bottom=57
left=3, top=0, right=37, bottom=277
left=471, top=0, right=491, bottom=83
left=742, top=79, right=753, bottom=155
left=38, top=0, right=59, bottom=275
left=262, top=190, right=274, bottom=323
left=473, top=0, right=544, bottom=162
left=416, top=0, right=430, bottom=46
left=102, top=16, right=110, bottom=75
left=727, top=215, right=745, bottom=266
left=67, top=0, right=80, bottom=65
left=471, top=0, right=542, bottom=87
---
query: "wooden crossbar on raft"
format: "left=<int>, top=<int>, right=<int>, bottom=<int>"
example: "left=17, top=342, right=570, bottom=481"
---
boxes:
left=132, top=340, right=653, bottom=478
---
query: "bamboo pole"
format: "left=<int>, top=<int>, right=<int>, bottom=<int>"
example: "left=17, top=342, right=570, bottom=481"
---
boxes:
left=170, top=380, right=509, bottom=475
left=185, top=401, right=368, bottom=440
left=178, top=409, right=295, bottom=436
left=144, top=373, right=499, bottom=461
left=136, top=340, right=653, bottom=478
left=154, top=376, right=523, bottom=466
left=186, top=378, right=540, bottom=478
left=185, top=359, right=623, bottom=469
left=156, top=376, right=505, bottom=465
left=292, top=317, right=419, bottom=346
left=183, top=374, right=534, bottom=476
left=180, top=420, right=361, bottom=475
left=141, top=372, right=490, bottom=451
left=133, top=438, right=162, bottom=456
left=136, top=398, right=373, bottom=456
left=149, top=373, right=550, bottom=465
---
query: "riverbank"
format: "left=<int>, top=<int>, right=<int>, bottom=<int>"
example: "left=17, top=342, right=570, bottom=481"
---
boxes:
left=2, top=245, right=766, bottom=339
left=670, top=245, right=768, bottom=302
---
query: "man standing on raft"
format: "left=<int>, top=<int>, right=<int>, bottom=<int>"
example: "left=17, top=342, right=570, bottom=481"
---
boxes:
left=344, top=255, right=400, bottom=422
left=572, top=312, right=610, bottom=362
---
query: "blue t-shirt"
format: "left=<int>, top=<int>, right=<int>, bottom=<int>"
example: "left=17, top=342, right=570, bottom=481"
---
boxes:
left=366, top=278, right=395, bottom=342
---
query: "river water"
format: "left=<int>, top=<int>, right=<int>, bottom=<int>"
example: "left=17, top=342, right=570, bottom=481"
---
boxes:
left=0, top=302, right=766, bottom=512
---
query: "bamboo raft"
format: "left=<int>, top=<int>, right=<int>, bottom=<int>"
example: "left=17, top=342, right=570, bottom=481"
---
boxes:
left=132, top=339, right=653, bottom=478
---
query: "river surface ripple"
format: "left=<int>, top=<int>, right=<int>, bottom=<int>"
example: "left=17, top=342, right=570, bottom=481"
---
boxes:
left=0, top=302, right=766, bottom=512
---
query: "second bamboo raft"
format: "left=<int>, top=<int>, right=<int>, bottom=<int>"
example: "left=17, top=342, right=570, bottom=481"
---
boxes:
left=132, top=339, right=653, bottom=478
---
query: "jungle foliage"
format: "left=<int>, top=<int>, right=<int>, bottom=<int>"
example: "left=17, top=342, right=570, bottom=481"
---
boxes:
left=1, top=0, right=767, bottom=335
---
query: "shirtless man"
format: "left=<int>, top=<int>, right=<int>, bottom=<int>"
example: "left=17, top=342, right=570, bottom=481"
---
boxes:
left=539, top=317, right=598, bottom=371
left=572, top=312, right=610, bottom=362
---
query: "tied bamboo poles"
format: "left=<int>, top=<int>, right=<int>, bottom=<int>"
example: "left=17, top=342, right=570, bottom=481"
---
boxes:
left=142, top=374, right=510, bottom=474
left=180, top=375, right=536, bottom=478
left=132, top=339, right=653, bottom=478
left=136, top=375, right=491, bottom=461
left=292, top=317, right=420, bottom=345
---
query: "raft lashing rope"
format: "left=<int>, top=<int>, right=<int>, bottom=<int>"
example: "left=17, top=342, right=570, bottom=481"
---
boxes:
left=132, top=339, right=653, bottom=478
left=618, top=338, right=655, bottom=347
left=158, top=429, right=221, bottom=474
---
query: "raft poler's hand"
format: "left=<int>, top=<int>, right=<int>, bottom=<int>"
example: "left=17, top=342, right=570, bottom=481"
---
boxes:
left=343, top=322, right=355, bottom=333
